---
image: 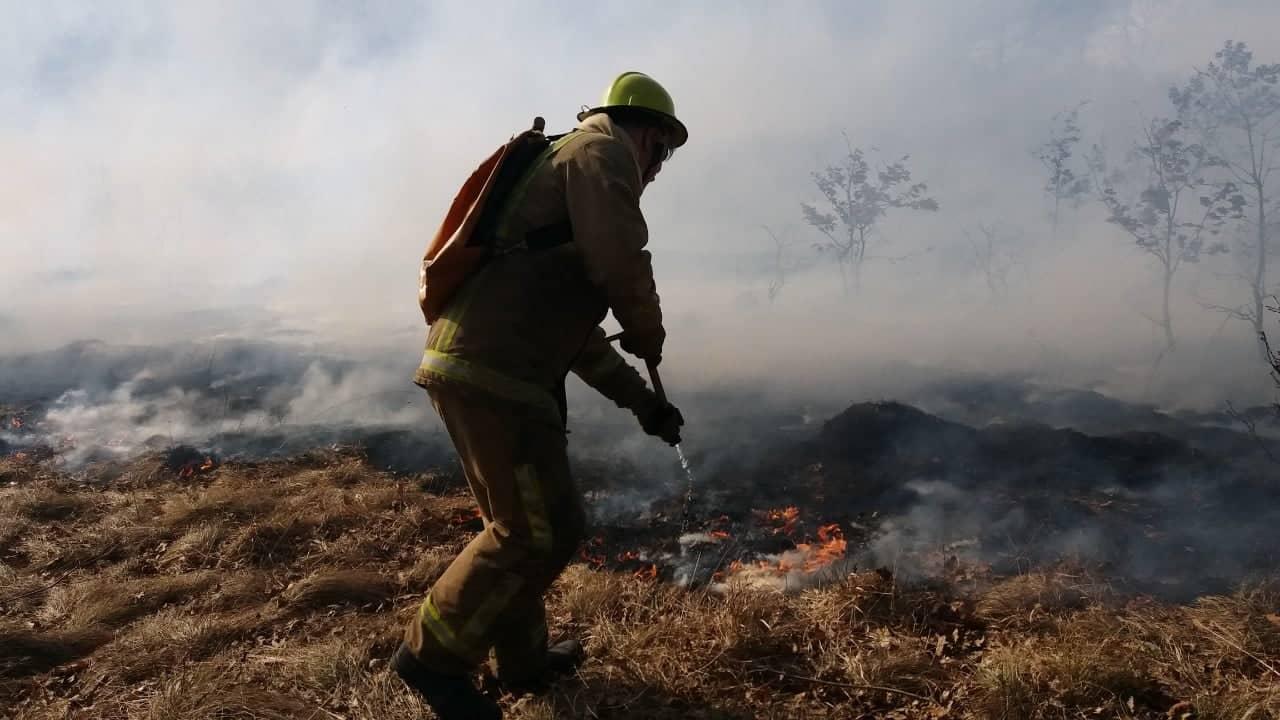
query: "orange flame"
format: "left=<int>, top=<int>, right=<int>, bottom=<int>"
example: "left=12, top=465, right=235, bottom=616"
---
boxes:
left=580, top=535, right=607, bottom=568
left=793, top=523, right=847, bottom=572
left=766, top=506, right=800, bottom=536
left=633, top=563, right=658, bottom=580
left=723, top=516, right=849, bottom=582
left=451, top=507, right=483, bottom=526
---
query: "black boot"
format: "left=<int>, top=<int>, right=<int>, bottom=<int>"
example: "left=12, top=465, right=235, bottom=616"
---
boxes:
left=491, top=638, right=586, bottom=695
left=392, top=643, right=502, bottom=720
left=544, top=638, right=585, bottom=677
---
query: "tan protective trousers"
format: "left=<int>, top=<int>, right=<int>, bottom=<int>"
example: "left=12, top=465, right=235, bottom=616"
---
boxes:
left=405, top=384, right=586, bottom=680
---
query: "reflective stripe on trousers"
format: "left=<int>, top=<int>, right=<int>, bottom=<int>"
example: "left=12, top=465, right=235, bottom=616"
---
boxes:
left=419, top=573, right=524, bottom=663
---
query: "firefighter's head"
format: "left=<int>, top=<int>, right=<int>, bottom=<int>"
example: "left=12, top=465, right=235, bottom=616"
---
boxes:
left=578, top=71, right=687, bottom=185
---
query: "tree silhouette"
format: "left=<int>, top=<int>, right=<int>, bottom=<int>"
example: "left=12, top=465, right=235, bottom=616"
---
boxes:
left=1090, top=118, right=1243, bottom=352
left=1035, top=101, right=1092, bottom=239
left=1171, top=41, right=1280, bottom=355
left=802, top=136, right=938, bottom=294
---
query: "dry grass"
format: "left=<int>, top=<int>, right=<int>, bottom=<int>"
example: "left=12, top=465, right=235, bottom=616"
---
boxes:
left=140, top=663, right=317, bottom=720
left=0, top=455, right=42, bottom=485
left=282, top=569, right=396, bottom=611
left=400, top=546, right=454, bottom=592
left=975, top=572, right=1094, bottom=627
left=0, top=514, right=31, bottom=557
left=160, top=482, right=281, bottom=529
left=1, top=562, right=50, bottom=614
left=10, top=485, right=98, bottom=521
left=0, top=622, right=111, bottom=678
left=2, top=449, right=1278, bottom=719
left=42, top=570, right=217, bottom=628
left=194, top=569, right=277, bottom=611
left=159, top=523, right=228, bottom=568
left=93, top=607, right=269, bottom=684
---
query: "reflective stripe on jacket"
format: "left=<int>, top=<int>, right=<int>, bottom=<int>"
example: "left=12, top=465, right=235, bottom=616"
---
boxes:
left=413, top=114, right=662, bottom=425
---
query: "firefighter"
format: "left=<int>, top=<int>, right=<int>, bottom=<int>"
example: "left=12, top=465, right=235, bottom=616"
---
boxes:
left=392, top=72, right=688, bottom=719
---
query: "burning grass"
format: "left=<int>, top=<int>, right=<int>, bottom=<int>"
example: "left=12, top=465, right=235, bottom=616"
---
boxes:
left=2, top=448, right=1278, bottom=719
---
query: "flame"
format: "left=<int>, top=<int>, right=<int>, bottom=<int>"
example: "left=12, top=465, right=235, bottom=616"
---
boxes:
left=792, top=523, right=847, bottom=572
left=450, top=507, right=483, bottom=526
left=766, top=506, right=800, bottom=536
left=617, top=550, right=641, bottom=562
left=722, top=515, right=849, bottom=584
left=178, top=456, right=218, bottom=479
left=580, top=535, right=607, bottom=568
left=633, top=563, right=658, bottom=581
left=9, top=417, right=23, bottom=430
left=709, top=530, right=731, bottom=540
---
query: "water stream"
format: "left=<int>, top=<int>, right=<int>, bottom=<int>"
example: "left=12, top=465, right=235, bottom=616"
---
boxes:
left=675, top=443, right=697, bottom=529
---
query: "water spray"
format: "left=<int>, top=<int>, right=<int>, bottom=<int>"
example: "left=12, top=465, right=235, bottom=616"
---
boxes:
left=644, top=358, right=698, bottom=530
left=607, top=332, right=699, bottom=528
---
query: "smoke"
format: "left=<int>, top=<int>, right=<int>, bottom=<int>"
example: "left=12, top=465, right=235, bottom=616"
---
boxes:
left=1, top=339, right=438, bottom=469
left=3, top=1, right=1280, bottom=411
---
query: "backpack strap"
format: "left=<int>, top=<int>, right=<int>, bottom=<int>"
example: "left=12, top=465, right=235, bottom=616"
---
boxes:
left=492, top=131, right=584, bottom=243
left=493, top=131, right=589, bottom=254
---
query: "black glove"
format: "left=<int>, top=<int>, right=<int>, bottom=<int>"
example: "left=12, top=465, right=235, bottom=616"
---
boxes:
left=619, top=326, right=666, bottom=362
left=641, top=402, right=684, bottom=446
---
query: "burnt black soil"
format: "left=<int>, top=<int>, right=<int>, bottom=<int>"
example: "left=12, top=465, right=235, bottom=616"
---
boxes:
left=581, top=400, right=1279, bottom=599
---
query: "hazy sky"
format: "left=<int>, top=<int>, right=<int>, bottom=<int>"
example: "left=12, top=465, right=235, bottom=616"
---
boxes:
left=4, top=1, right=1280, bottom=406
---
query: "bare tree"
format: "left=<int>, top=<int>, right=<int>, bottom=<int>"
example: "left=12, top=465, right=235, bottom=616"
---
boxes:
left=964, top=222, right=1020, bottom=300
left=1171, top=41, right=1280, bottom=356
left=802, top=135, right=938, bottom=294
left=1035, top=101, right=1092, bottom=239
left=1266, top=296, right=1280, bottom=397
left=1090, top=118, right=1242, bottom=352
left=762, top=225, right=792, bottom=303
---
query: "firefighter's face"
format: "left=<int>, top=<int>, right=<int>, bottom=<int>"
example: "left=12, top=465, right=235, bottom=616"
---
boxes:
left=640, top=127, right=674, bottom=186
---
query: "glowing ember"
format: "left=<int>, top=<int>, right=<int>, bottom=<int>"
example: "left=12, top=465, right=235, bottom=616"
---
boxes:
left=9, top=417, right=23, bottom=430
left=178, top=456, right=218, bottom=479
left=709, top=530, right=731, bottom=540
left=617, top=550, right=641, bottom=562
left=450, top=507, right=483, bottom=525
left=633, top=563, right=658, bottom=580
left=580, top=536, right=606, bottom=568
left=766, top=506, right=800, bottom=536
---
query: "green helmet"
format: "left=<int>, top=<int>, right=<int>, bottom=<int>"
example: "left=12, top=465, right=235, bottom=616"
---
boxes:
left=577, top=71, right=688, bottom=148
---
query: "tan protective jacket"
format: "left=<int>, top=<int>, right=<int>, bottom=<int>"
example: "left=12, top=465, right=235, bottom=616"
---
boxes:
left=413, top=114, right=664, bottom=425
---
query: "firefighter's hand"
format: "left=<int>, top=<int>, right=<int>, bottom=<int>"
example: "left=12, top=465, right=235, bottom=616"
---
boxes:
left=641, top=402, right=684, bottom=446
left=619, top=326, right=665, bottom=362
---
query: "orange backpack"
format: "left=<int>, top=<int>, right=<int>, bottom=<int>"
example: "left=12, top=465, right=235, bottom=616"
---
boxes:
left=418, top=117, right=564, bottom=324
